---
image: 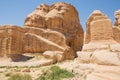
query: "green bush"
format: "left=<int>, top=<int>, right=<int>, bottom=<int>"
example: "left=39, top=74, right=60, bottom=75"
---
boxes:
left=8, top=73, right=32, bottom=80
left=36, top=66, right=74, bottom=80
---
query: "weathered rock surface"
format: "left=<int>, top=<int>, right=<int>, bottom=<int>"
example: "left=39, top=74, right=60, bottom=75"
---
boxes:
left=78, top=10, right=120, bottom=66
left=59, top=61, right=120, bottom=80
left=77, top=49, right=120, bottom=66
left=0, top=4, right=120, bottom=80
left=43, top=51, right=65, bottom=63
left=83, top=10, right=119, bottom=52
left=0, top=25, right=25, bottom=60
left=24, top=27, right=67, bottom=52
left=113, top=10, right=120, bottom=43
left=113, top=27, right=120, bottom=43
left=0, top=2, right=84, bottom=61
left=23, top=2, right=84, bottom=60
left=85, top=10, right=113, bottom=44
left=91, top=50, right=120, bottom=66
left=24, top=2, right=84, bottom=53
left=24, top=4, right=49, bottom=28
left=73, top=10, right=120, bottom=80
left=114, top=10, right=120, bottom=27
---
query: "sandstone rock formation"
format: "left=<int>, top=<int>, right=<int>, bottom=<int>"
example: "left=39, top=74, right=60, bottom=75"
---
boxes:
left=72, top=10, right=120, bottom=80
left=77, top=10, right=120, bottom=66
left=85, top=10, right=113, bottom=44
left=113, top=10, right=120, bottom=43
left=43, top=51, right=64, bottom=63
left=24, top=2, right=84, bottom=60
left=0, top=2, right=84, bottom=61
left=24, top=4, right=49, bottom=28
left=114, top=10, right=120, bottom=27
left=0, top=25, right=25, bottom=60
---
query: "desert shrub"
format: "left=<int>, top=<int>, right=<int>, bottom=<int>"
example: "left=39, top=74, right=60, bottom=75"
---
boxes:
left=36, top=66, right=74, bottom=80
left=5, top=72, right=12, bottom=77
left=8, top=73, right=32, bottom=80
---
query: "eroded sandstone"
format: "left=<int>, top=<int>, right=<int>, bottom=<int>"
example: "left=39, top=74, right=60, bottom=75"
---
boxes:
left=24, top=2, right=84, bottom=60
left=0, top=25, right=25, bottom=60
left=0, top=2, right=84, bottom=61
left=77, top=10, right=120, bottom=66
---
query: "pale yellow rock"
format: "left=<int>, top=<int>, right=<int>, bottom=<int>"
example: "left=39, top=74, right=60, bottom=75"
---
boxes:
left=43, top=51, right=57, bottom=63
left=110, top=44, right=120, bottom=52
left=91, top=50, right=120, bottom=66
left=43, top=51, right=65, bottom=63
left=86, top=65, right=120, bottom=80
left=114, top=10, right=120, bottom=27
left=76, top=51, right=92, bottom=63
left=55, top=51, right=65, bottom=62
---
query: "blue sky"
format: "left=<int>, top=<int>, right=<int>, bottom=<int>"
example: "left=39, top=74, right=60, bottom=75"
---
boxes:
left=0, top=0, right=120, bottom=31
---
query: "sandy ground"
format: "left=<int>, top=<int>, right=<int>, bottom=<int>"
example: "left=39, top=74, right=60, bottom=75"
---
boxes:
left=0, top=54, right=120, bottom=80
left=0, top=53, right=53, bottom=67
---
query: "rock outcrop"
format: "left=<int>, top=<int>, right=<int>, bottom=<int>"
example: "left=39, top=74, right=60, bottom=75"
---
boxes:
left=24, top=4, right=49, bottom=28
left=0, top=2, right=84, bottom=61
left=0, top=25, right=25, bottom=60
left=74, top=10, right=120, bottom=80
left=24, top=2, right=84, bottom=60
left=114, top=10, right=120, bottom=27
left=85, top=10, right=113, bottom=44
left=77, top=10, right=120, bottom=66
left=113, top=10, right=120, bottom=43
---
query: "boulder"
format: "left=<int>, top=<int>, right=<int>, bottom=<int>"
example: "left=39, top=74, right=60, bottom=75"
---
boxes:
left=76, top=51, right=92, bottom=63
left=43, top=51, right=57, bottom=63
left=43, top=51, right=65, bottom=63
left=91, top=50, right=120, bottom=66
